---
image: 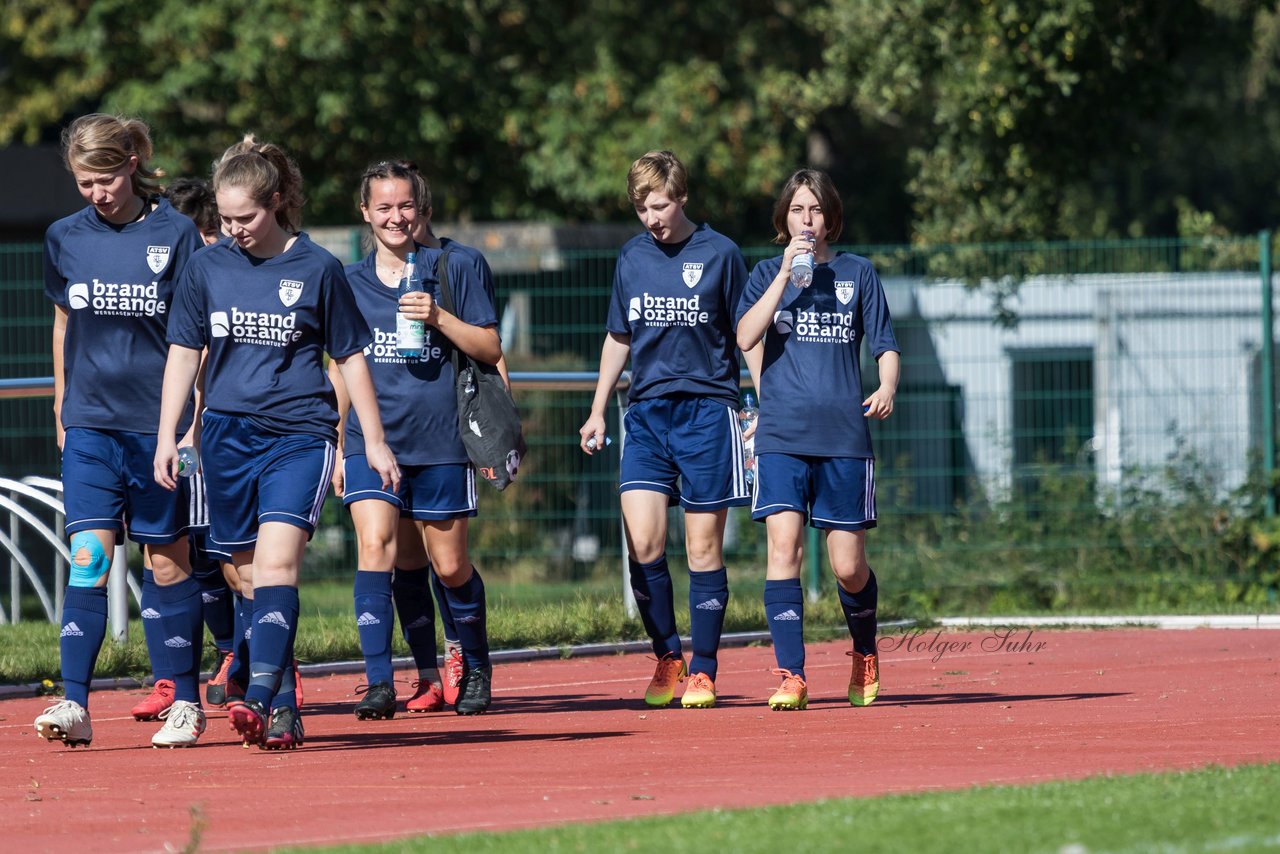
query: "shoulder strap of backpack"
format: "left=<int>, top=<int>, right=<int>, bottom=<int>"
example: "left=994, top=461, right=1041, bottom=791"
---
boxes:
left=434, top=245, right=466, bottom=376
left=435, top=244, right=456, bottom=316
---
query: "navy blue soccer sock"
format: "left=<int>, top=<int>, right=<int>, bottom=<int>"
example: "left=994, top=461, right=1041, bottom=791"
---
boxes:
left=765, top=578, right=805, bottom=680
left=441, top=568, right=489, bottom=670
left=629, top=556, right=681, bottom=659
left=194, top=565, right=235, bottom=653
left=837, top=569, right=879, bottom=657
left=429, top=567, right=459, bottom=648
left=140, top=568, right=172, bottom=682
left=354, top=570, right=395, bottom=685
left=245, top=586, right=299, bottom=710
left=688, top=567, right=729, bottom=681
left=59, top=586, right=108, bottom=708
left=229, top=592, right=252, bottom=687
left=393, top=565, right=438, bottom=675
left=155, top=575, right=204, bottom=704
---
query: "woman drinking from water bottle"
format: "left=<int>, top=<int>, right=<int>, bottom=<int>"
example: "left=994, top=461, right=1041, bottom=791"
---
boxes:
left=734, top=168, right=900, bottom=711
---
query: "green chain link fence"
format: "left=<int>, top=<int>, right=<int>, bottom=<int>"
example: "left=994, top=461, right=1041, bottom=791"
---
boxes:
left=3, top=234, right=1277, bottom=615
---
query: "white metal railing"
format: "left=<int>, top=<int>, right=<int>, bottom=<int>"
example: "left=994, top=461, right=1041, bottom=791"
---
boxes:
left=1, top=475, right=140, bottom=640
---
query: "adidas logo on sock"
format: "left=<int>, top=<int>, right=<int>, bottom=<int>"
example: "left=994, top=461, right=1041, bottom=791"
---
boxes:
left=456, top=615, right=480, bottom=624
left=257, top=611, right=291, bottom=629
left=164, top=636, right=192, bottom=648
left=772, top=609, right=801, bottom=621
left=141, top=608, right=161, bottom=619
left=696, top=598, right=724, bottom=611
left=846, top=607, right=876, bottom=619
left=356, top=612, right=381, bottom=626
left=60, top=621, right=84, bottom=637
left=201, top=592, right=219, bottom=604
left=631, top=588, right=651, bottom=603
left=405, top=616, right=432, bottom=630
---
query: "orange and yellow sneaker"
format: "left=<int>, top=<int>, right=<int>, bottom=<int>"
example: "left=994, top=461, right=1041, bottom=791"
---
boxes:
left=680, top=672, right=717, bottom=709
left=644, top=653, right=687, bottom=706
left=768, top=668, right=808, bottom=711
left=847, top=650, right=880, bottom=706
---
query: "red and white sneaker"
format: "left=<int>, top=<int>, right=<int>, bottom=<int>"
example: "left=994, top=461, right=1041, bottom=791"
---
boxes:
left=442, top=645, right=464, bottom=706
left=406, top=679, right=445, bottom=713
left=130, top=678, right=175, bottom=721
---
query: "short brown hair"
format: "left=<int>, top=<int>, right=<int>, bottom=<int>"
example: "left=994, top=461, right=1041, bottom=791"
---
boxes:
left=627, top=150, right=688, bottom=207
left=770, top=168, right=844, bottom=245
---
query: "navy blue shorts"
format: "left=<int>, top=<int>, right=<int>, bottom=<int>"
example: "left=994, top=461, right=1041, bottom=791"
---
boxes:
left=201, top=411, right=335, bottom=552
left=342, top=456, right=477, bottom=521
left=61, top=427, right=189, bottom=544
left=751, top=453, right=877, bottom=531
left=185, top=471, right=231, bottom=565
left=620, top=396, right=749, bottom=511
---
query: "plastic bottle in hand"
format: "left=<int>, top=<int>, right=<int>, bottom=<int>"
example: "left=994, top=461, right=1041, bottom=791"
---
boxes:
left=790, top=230, right=816, bottom=288
left=396, top=252, right=425, bottom=359
left=739, top=393, right=759, bottom=489
left=177, top=446, right=200, bottom=478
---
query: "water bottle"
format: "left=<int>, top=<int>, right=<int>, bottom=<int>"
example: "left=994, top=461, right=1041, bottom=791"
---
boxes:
left=176, top=446, right=199, bottom=478
left=790, top=230, right=816, bottom=288
left=739, top=393, right=759, bottom=489
left=396, top=252, right=425, bottom=359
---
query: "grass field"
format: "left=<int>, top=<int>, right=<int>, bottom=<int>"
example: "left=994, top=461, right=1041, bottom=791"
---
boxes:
left=314, top=763, right=1280, bottom=854
left=312, top=768, right=1280, bottom=854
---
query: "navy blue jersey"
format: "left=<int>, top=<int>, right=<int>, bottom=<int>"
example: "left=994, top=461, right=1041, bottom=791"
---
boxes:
left=735, top=252, right=899, bottom=459
left=43, top=198, right=202, bottom=433
left=343, top=244, right=498, bottom=465
left=166, top=233, right=370, bottom=442
left=439, top=237, right=497, bottom=304
left=606, top=224, right=747, bottom=406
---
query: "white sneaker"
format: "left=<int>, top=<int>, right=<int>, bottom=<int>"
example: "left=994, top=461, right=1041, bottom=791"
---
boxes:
left=151, top=700, right=207, bottom=748
left=34, top=699, right=93, bottom=747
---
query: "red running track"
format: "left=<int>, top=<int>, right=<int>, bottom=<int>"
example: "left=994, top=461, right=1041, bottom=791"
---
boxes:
left=1, top=628, right=1277, bottom=852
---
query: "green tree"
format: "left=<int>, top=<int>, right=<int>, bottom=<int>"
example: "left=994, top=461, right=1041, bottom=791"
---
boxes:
left=809, top=0, right=1279, bottom=243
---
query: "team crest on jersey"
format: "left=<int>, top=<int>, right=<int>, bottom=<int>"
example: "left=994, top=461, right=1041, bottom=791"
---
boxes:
left=278, top=279, right=304, bottom=307
left=835, top=282, right=855, bottom=306
left=146, top=245, right=171, bottom=274
left=682, top=263, right=704, bottom=288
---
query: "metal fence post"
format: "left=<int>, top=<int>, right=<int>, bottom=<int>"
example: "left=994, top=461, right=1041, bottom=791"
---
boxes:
left=616, top=378, right=636, bottom=619
left=805, top=527, right=821, bottom=602
left=108, top=543, right=129, bottom=642
left=1262, top=230, right=1275, bottom=517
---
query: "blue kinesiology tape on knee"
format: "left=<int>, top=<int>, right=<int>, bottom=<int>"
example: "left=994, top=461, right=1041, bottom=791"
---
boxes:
left=68, top=532, right=110, bottom=587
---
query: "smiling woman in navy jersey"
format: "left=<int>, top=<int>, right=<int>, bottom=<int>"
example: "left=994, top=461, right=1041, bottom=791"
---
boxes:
left=735, top=168, right=900, bottom=712
left=155, top=135, right=400, bottom=750
left=579, top=150, right=760, bottom=709
left=329, top=161, right=501, bottom=719
left=33, top=114, right=209, bottom=750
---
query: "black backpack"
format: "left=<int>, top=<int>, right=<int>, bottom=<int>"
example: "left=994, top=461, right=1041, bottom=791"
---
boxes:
left=435, top=246, right=526, bottom=491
